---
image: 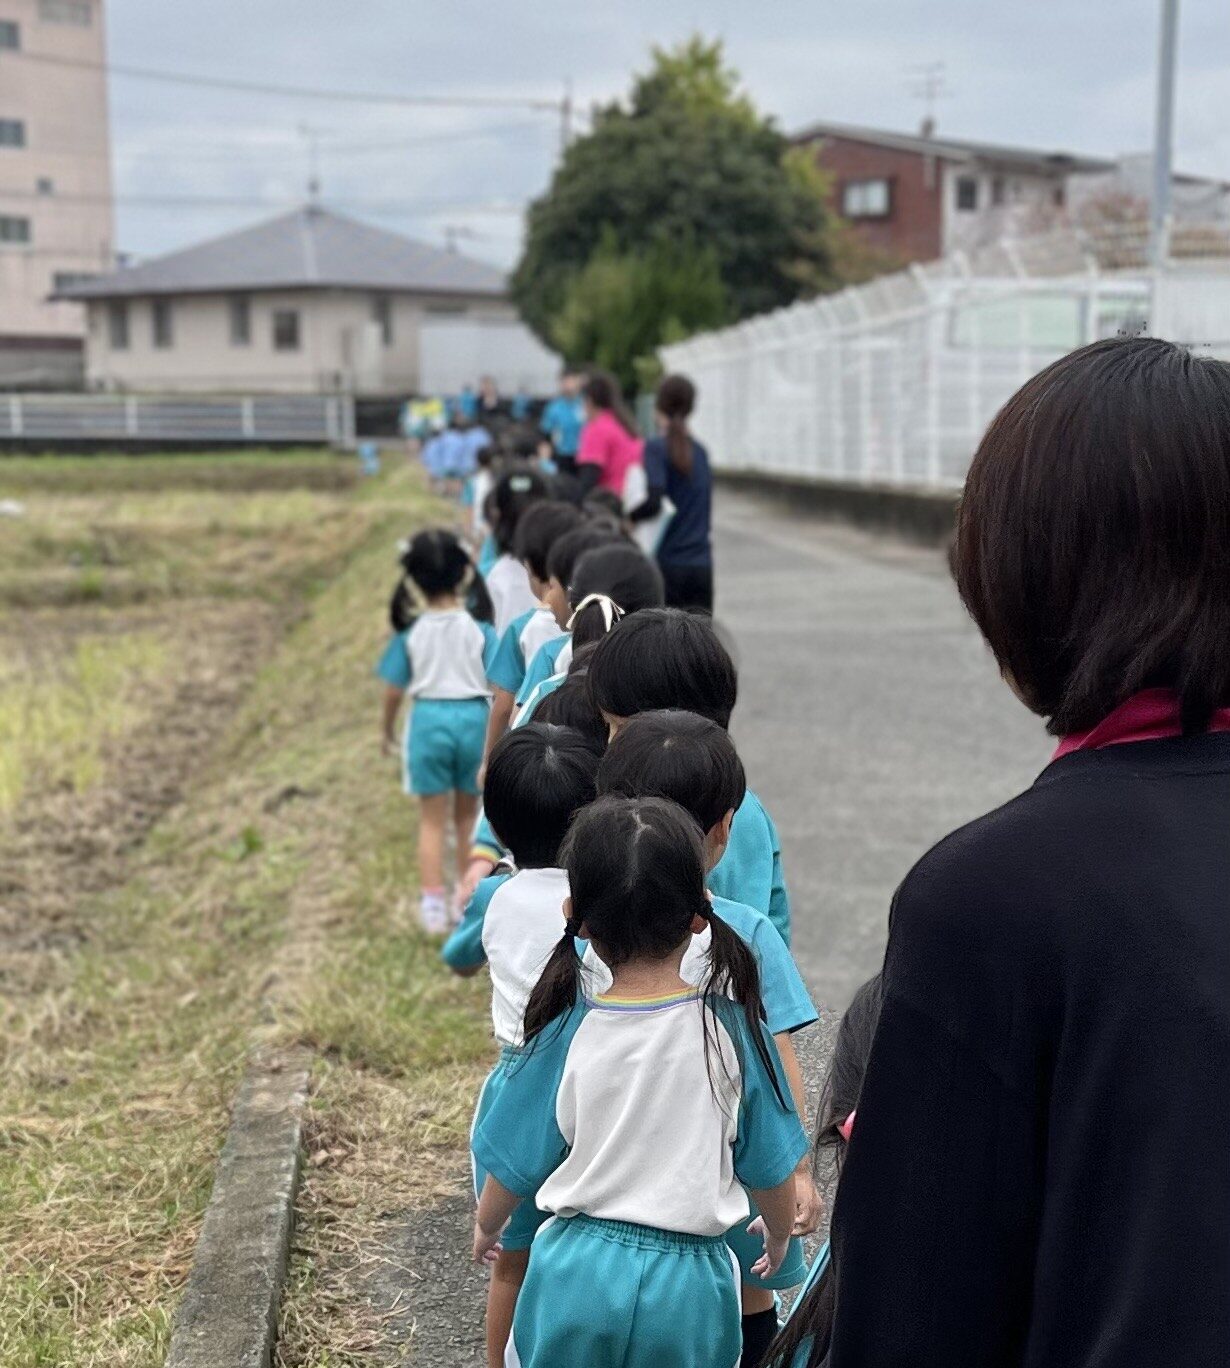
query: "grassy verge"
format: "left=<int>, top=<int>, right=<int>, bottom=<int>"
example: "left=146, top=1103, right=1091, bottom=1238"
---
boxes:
left=1, top=455, right=492, bottom=1366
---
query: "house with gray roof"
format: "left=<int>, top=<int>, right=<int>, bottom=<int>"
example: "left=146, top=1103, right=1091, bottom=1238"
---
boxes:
left=55, top=204, right=520, bottom=395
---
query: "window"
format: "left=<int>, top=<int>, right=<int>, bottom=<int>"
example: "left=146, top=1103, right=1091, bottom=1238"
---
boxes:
left=0, top=119, right=25, bottom=148
left=108, top=301, right=129, bottom=349
left=38, top=0, right=92, bottom=24
left=0, top=20, right=19, bottom=48
left=151, top=299, right=173, bottom=349
left=53, top=270, right=97, bottom=291
left=229, top=295, right=251, bottom=346
left=955, top=176, right=979, bottom=211
left=273, top=309, right=300, bottom=351
left=372, top=293, right=393, bottom=347
left=36, top=176, right=53, bottom=196
left=0, top=214, right=30, bottom=242
left=841, top=178, right=891, bottom=219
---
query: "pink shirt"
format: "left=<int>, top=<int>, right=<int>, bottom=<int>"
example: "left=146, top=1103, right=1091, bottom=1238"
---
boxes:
left=578, top=410, right=643, bottom=496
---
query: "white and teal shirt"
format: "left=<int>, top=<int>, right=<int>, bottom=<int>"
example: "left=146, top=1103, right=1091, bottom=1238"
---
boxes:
left=375, top=610, right=499, bottom=698
left=485, top=555, right=539, bottom=636
left=516, top=634, right=573, bottom=706
left=442, top=868, right=576, bottom=1047
left=473, top=992, right=808, bottom=1236
left=584, top=893, right=815, bottom=1037
left=487, top=606, right=564, bottom=697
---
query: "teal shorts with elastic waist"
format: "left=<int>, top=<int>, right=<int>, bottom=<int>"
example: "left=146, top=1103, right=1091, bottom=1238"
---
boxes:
left=508, top=1213, right=742, bottom=1368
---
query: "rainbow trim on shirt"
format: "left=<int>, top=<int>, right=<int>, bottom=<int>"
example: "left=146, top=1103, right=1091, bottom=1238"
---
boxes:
left=586, top=988, right=701, bottom=1014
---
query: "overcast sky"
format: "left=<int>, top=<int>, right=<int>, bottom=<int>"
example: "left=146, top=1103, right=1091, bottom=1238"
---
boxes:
left=103, top=0, right=1230, bottom=269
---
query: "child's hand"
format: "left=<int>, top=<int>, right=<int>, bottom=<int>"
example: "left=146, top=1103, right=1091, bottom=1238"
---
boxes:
left=747, top=1216, right=790, bottom=1279
left=459, top=857, right=496, bottom=905
left=792, top=1167, right=824, bottom=1236
left=472, top=1220, right=504, bottom=1266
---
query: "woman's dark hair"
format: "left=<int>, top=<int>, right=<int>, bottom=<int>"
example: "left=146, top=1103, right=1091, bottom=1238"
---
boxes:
left=545, top=524, right=621, bottom=588
left=492, top=465, right=549, bottom=554
left=657, top=373, right=697, bottom=477
left=587, top=608, right=738, bottom=728
left=953, top=336, right=1230, bottom=736
left=569, top=544, right=665, bottom=649
left=483, top=723, right=602, bottom=869
left=764, top=974, right=884, bottom=1368
left=598, top=710, right=745, bottom=834
left=532, top=676, right=608, bottom=750
left=584, top=370, right=639, bottom=437
left=523, top=795, right=786, bottom=1109
left=513, top=500, right=584, bottom=582
left=395, top=529, right=493, bottom=623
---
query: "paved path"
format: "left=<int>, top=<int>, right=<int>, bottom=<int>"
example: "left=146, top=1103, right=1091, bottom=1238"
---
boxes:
left=392, top=490, right=1050, bottom=1363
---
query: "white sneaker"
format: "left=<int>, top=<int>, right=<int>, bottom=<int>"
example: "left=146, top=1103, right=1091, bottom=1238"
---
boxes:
left=419, top=892, right=449, bottom=935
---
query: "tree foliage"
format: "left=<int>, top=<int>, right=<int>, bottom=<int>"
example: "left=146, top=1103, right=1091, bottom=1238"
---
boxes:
left=512, top=37, right=838, bottom=384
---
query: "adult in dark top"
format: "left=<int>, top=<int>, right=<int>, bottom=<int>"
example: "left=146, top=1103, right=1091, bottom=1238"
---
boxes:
left=631, top=374, right=714, bottom=613
left=828, top=337, right=1230, bottom=1368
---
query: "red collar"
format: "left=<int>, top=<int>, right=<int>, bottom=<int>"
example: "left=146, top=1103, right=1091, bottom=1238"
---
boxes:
left=1053, top=688, right=1230, bottom=760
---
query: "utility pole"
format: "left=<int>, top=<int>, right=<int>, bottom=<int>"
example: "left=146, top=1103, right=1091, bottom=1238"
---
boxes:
left=1150, top=0, right=1179, bottom=267
left=560, top=77, right=573, bottom=154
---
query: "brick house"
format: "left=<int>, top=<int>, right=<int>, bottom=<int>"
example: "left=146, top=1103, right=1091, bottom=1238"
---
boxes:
left=793, top=120, right=1114, bottom=265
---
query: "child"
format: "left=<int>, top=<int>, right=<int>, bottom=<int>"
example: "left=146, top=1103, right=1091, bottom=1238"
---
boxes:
left=523, top=523, right=621, bottom=681
left=472, top=795, right=808, bottom=1368
left=586, top=608, right=793, bottom=945
left=376, top=530, right=499, bottom=934
left=763, top=975, right=883, bottom=1368
left=462, top=444, right=497, bottom=546
left=593, top=710, right=821, bottom=1363
left=482, top=500, right=583, bottom=764
left=442, top=723, right=603, bottom=1368
left=485, top=466, right=548, bottom=634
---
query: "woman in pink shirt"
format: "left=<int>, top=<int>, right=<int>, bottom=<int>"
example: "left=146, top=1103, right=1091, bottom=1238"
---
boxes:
left=577, top=372, right=643, bottom=498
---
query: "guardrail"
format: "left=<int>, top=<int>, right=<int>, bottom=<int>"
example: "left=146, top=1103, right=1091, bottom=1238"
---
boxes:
left=0, top=393, right=356, bottom=447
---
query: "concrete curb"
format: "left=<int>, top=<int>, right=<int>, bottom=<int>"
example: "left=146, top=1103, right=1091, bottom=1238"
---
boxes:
left=166, top=1050, right=311, bottom=1368
left=715, top=469, right=960, bottom=547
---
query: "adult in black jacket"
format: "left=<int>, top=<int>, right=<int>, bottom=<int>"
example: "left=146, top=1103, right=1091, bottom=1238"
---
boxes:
left=828, top=337, right=1230, bottom=1368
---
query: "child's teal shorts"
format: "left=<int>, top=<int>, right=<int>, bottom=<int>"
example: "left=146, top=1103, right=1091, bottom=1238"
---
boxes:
left=403, top=697, right=488, bottom=797
left=471, top=1050, right=551, bottom=1251
left=509, top=1213, right=742, bottom=1368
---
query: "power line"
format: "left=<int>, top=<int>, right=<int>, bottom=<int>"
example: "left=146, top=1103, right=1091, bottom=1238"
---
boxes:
left=2, top=48, right=563, bottom=113
left=0, top=187, right=524, bottom=214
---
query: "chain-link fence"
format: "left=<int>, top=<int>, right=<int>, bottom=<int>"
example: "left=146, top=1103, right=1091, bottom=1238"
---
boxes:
left=661, top=224, right=1230, bottom=490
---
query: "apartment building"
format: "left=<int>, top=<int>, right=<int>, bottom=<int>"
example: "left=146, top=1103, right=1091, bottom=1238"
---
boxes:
left=0, top=0, right=114, bottom=386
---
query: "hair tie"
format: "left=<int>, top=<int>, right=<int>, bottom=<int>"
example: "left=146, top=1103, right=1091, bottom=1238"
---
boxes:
left=567, top=593, right=624, bottom=634
left=564, top=916, right=584, bottom=938
left=838, top=1108, right=856, bottom=1143
left=509, top=474, right=534, bottom=493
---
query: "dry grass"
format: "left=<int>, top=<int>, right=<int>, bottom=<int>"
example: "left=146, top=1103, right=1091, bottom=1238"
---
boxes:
left=0, top=452, right=466, bottom=1366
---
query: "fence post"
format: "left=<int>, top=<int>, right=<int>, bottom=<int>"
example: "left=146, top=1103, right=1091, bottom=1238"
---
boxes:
left=125, top=395, right=139, bottom=437
left=241, top=397, right=256, bottom=439
left=340, top=395, right=356, bottom=449
left=9, top=394, right=21, bottom=437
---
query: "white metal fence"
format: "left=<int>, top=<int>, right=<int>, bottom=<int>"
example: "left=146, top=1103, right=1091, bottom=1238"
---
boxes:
left=0, top=393, right=356, bottom=446
left=661, top=225, right=1230, bottom=491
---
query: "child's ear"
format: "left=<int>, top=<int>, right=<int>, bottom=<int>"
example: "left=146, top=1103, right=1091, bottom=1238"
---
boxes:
left=562, top=895, right=573, bottom=927
left=718, top=809, right=736, bottom=844
left=689, top=912, right=708, bottom=935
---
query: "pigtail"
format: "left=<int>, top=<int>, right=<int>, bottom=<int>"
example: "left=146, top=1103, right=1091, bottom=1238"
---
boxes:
left=703, top=906, right=789, bottom=1109
left=522, top=918, right=584, bottom=1044
left=462, top=546, right=495, bottom=625
left=762, top=1262, right=835, bottom=1368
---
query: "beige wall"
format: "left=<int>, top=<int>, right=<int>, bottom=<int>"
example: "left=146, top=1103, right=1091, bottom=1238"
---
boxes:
left=941, top=163, right=1065, bottom=255
left=0, top=0, right=114, bottom=341
left=84, top=288, right=517, bottom=394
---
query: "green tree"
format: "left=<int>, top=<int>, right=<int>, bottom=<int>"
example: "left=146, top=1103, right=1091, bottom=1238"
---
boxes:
left=550, top=231, right=729, bottom=396
left=512, top=37, right=837, bottom=366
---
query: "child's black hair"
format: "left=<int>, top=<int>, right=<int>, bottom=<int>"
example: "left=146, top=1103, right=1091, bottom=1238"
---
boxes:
left=582, top=488, right=625, bottom=522
left=395, top=529, right=493, bottom=623
left=483, top=722, right=602, bottom=869
left=492, top=465, right=549, bottom=554
left=545, top=524, right=621, bottom=589
left=523, top=795, right=786, bottom=1108
left=764, top=974, right=885, bottom=1368
left=513, top=500, right=584, bottom=582
left=532, top=676, right=608, bottom=750
left=598, top=710, right=746, bottom=834
left=568, top=544, right=665, bottom=648
left=587, top=608, right=738, bottom=728
left=389, top=580, right=416, bottom=634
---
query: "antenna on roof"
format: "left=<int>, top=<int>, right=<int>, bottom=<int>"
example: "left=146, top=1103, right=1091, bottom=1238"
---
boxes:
left=443, top=224, right=480, bottom=253
left=905, top=61, right=948, bottom=138
left=298, top=123, right=326, bottom=204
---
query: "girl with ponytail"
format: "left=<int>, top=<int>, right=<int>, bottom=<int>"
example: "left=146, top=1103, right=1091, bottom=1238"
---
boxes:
left=591, top=709, right=823, bottom=1364
left=632, top=373, right=716, bottom=613
left=472, top=795, right=807, bottom=1368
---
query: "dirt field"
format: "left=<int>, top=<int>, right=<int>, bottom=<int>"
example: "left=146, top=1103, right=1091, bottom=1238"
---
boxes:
left=0, top=451, right=494, bottom=1367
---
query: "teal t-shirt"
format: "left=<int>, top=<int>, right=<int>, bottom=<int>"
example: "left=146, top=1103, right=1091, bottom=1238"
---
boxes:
left=709, top=895, right=814, bottom=1036
left=516, top=634, right=571, bottom=706
left=709, top=790, right=791, bottom=946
